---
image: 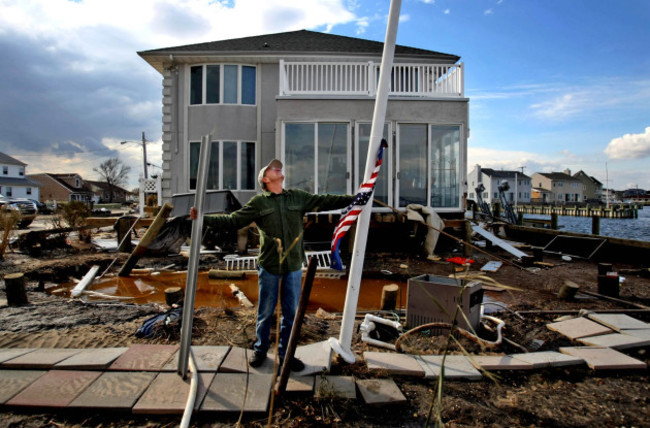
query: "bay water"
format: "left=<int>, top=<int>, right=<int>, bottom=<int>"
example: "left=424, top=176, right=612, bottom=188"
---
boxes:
left=524, top=206, right=650, bottom=242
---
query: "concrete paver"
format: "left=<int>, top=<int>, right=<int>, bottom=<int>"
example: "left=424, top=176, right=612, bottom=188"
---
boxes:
left=588, top=313, right=649, bottom=331
left=0, top=349, right=35, bottom=364
left=314, top=376, right=357, bottom=399
left=0, top=370, right=46, bottom=404
left=622, top=329, right=650, bottom=339
left=201, top=373, right=274, bottom=412
left=284, top=376, right=314, bottom=393
left=510, top=351, right=585, bottom=369
left=546, top=317, right=612, bottom=340
left=470, top=355, right=535, bottom=371
left=294, top=341, right=333, bottom=375
left=356, top=379, right=407, bottom=405
left=55, top=348, right=128, bottom=370
left=416, top=355, right=482, bottom=380
left=578, top=333, right=650, bottom=350
left=133, top=372, right=215, bottom=414
left=364, top=351, right=425, bottom=377
left=1, top=348, right=82, bottom=369
left=218, top=347, right=249, bottom=373
left=108, top=344, right=178, bottom=371
left=70, top=371, right=156, bottom=410
left=559, top=346, right=647, bottom=370
left=163, top=346, right=230, bottom=372
left=5, top=370, right=101, bottom=408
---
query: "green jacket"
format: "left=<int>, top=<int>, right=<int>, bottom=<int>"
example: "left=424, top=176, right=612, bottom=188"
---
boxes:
left=203, top=189, right=353, bottom=274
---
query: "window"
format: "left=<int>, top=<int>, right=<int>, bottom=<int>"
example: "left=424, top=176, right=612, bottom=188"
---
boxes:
left=6, top=186, right=12, bottom=197
left=284, top=122, right=349, bottom=194
left=189, top=140, right=256, bottom=190
left=26, top=187, right=32, bottom=195
left=190, top=64, right=256, bottom=105
left=19, top=167, right=24, bottom=176
left=2, top=166, right=7, bottom=175
left=494, top=192, right=498, bottom=199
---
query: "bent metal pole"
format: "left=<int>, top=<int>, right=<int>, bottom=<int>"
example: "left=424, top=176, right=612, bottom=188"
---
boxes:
left=328, top=0, right=402, bottom=364
left=178, top=134, right=212, bottom=378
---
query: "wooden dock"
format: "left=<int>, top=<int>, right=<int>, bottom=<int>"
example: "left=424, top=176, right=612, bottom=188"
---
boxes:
left=515, top=204, right=639, bottom=219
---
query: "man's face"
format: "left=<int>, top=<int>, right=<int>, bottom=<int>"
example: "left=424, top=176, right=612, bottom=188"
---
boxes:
left=264, top=167, right=284, bottom=187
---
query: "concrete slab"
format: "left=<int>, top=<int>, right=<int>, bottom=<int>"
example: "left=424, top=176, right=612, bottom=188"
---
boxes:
left=70, top=371, right=156, bottom=410
left=416, top=355, right=482, bottom=380
left=356, top=379, right=407, bottom=405
left=559, top=346, right=647, bottom=370
left=588, top=313, right=649, bottom=331
left=219, top=346, right=249, bottom=373
left=133, top=372, right=215, bottom=414
left=294, top=341, right=332, bottom=375
left=6, top=370, right=101, bottom=408
left=1, top=348, right=82, bottom=369
left=108, top=344, right=178, bottom=371
left=546, top=317, right=612, bottom=340
left=314, top=376, right=357, bottom=399
left=163, top=346, right=230, bottom=372
left=363, top=352, right=425, bottom=377
left=55, top=348, right=128, bottom=370
left=470, top=355, right=535, bottom=371
left=201, top=373, right=274, bottom=413
left=0, top=349, right=35, bottom=364
left=0, top=370, right=46, bottom=404
left=510, top=351, right=585, bottom=369
left=578, top=333, right=650, bottom=350
left=622, top=329, right=650, bottom=340
left=284, top=376, right=314, bottom=393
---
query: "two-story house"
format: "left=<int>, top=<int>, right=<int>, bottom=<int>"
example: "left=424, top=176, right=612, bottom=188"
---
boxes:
left=137, top=30, right=468, bottom=221
left=27, top=173, right=94, bottom=205
left=531, top=170, right=584, bottom=204
left=573, top=170, right=603, bottom=202
left=467, top=165, right=531, bottom=206
left=0, top=152, right=40, bottom=200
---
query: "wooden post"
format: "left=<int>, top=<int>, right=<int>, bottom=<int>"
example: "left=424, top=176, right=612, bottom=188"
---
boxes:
left=380, top=284, right=400, bottom=310
left=463, top=220, right=473, bottom=257
left=597, top=262, right=613, bottom=276
left=4, top=273, right=28, bottom=306
left=116, top=216, right=136, bottom=252
left=165, top=287, right=184, bottom=306
left=119, top=203, right=174, bottom=277
left=551, top=212, right=558, bottom=230
left=598, top=273, right=619, bottom=298
left=591, top=215, right=600, bottom=235
left=558, top=280, right=580, bottom=300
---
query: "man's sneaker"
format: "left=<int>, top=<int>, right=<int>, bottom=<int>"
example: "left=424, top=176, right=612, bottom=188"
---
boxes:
left=249, top=351, right=266, bottom=368
left=279, top=356, right=305, bottom=372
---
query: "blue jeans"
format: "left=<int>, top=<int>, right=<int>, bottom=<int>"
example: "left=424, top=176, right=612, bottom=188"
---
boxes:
left=254, top=266, right=302, bottom=358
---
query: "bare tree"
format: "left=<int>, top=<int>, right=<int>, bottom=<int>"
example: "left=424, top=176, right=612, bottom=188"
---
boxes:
left=94, top=158, right=131, bottom=203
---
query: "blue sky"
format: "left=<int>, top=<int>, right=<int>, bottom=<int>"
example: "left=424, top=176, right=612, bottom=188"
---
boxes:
left=0, top=0, right=648, bottom=190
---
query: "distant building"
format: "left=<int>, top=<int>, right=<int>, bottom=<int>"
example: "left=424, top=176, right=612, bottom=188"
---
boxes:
left=467, top=165, right=531, bottom=205
left=531, top=169, right=584, bottom=204
left=0, top=152, right=40, bottom=200
left=573, top=170, right=603, bottom=202
left=86, top=180, right=130, bottom=203
left=27, top=173, right=94, bottom=204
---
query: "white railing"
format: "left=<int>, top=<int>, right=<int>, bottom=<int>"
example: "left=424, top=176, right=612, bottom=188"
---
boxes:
left=279, top=60, right=464, bottom=98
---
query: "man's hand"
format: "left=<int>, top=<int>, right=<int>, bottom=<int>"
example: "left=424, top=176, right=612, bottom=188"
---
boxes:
left=190, top=206, right=197, bottom=219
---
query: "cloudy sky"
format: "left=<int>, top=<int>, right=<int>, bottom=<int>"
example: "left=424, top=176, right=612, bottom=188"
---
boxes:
left=1, top=0, right=648, bottom=190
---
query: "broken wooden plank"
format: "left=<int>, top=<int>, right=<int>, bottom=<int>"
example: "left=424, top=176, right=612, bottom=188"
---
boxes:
left=472, top=225, right=528, bottom=259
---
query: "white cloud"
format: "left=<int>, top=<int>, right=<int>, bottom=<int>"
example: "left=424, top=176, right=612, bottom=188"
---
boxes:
left=604, top=127, right=650, bottom=160
left=444, top=9, right=450, bottom=15
left=484, top=8, right=493, bottom=15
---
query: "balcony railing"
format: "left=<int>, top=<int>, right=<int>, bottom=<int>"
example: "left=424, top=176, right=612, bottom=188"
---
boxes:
left=279, top=60, right=464, bottom=98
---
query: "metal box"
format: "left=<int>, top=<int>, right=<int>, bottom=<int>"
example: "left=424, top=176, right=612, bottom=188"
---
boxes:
left=406, top=274, right=483, bottom=331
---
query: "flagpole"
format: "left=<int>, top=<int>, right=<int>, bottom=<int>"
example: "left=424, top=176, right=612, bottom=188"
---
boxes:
left=328, top=0, right=402, bottom=363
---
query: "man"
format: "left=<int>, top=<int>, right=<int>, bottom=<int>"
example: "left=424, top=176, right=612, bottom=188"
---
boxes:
left=191, top=159, right=352, bottom=370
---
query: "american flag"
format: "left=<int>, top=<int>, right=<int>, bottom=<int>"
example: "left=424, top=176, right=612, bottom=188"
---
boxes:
left=330, top=139, right=388, bottom=270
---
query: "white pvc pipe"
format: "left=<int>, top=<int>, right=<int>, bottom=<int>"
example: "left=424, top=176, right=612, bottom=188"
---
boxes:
left=71, top=265, right=100, bottom=298
left=329, top=0, right=402, bottom=364
left=180, top=349, right=198, bottom=428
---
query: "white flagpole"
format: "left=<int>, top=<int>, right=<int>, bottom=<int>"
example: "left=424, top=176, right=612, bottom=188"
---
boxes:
left=328, top=0, right=402, bottom=363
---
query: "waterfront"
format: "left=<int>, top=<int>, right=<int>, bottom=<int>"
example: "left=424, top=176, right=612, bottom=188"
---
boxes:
left=525, top=206, right=650, bottom=242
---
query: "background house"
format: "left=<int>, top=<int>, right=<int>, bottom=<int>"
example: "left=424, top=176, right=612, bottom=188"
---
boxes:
left=138, top=30, right=468, bottom=218
left=87, top=180, right=130, bottom=204
left=0, top=152, right=40, bottom=200
left=573, top=170, right=603, bottom=202
left=531, top=170, right=584, bottom=204
left=27, top=173, right=94, bottom=204
left=467, top=165, right=531, bottom=206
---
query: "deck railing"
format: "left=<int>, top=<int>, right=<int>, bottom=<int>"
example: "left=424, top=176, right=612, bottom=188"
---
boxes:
left=279, top=60, right=464, bottom=98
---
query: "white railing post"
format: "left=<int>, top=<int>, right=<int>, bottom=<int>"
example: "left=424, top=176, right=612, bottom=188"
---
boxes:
left=279, top=60, right=286, bottom=95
